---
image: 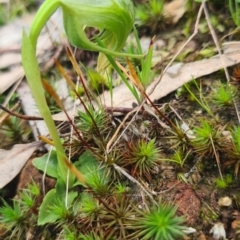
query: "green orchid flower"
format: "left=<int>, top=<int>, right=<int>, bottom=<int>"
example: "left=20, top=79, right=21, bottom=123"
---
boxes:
left=28, top=0, right=140, bottom=70
left=22, top=0, right=140, bottom=186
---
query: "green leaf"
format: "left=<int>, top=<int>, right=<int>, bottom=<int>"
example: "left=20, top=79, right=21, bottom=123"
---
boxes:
left=74, top=151, right=101, bottom=186
left=95, top=37, right=140, bottom=102
left=141, top=37, right=154, bottom=88
left=75, top=152, right=98, bottom=173
left=38, top=189, right=58, bottom=225
left=32, top=151, right=58, bottom=178
left=38, top=189, right=77, bottom=225
left=55, top=177, right=67, bottom=197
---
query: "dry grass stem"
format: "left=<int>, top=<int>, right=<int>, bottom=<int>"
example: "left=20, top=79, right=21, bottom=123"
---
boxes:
left=106, top=101, right=146, bottom=154
left=113, top=163, right=157, bottom=204
left=202, top=1, right=240, bottom=123
left=148, top=2, right=204, bottom=96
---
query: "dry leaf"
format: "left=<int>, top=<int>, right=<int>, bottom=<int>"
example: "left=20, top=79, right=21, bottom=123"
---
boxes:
left=0, top=66, right=24, bottom=94
left=0, top=11, right=65, bottom=94
left=51, top=42, right=240, bottom=122
left=17, top=79, right=72, bottom=142
left=126, top=58, right=145, bottom=93
left=231, top=219, right=240, bottom=230
left=0, top=141, right=43, bottom=188
left=164, top=0, right=187, bottom=24
left=0, top=53, right=22, bottom=69
left=149, top=42, right=240, bottom=101
left=108, top=41, right=240, bottom=108
left=17, top=81, right=49, bottom=141
left=198, top=232, right=207, bottom=240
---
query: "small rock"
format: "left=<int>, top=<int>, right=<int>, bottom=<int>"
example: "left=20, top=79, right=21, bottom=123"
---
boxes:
left=210, top=222, right=226, bottom=240
left=218, top=196, right=232, bottom=207
left=166, top=62, right=183, bottom=78
left=183, top=227, right=196, bottom=234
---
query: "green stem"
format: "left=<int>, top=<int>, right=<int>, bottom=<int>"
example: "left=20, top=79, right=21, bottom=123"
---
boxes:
left=22, top=30, right=74, bottom=186
left=29, top=0, right=59, bottom=49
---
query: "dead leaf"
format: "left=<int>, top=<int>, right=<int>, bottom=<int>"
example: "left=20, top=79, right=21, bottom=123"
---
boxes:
left=149, top=42, right=240, bottom=101
left=198, top=232, right=207, bottom=240
left=17, top=79, right=72, bottom=142
left=0, top=66, right=24, bottom=94
left=0, top=141, right=43, bottom=188
left=117, top=60, right=145, bottom=93
left=126, top=58, right=145, bottom=93
left=51, top=41, right=240, bottom=121
left=0, top=11, right=65, bottom=94
left=0, top=53, right=22, bottom=69
left=164, top=0, right=187, bottom=24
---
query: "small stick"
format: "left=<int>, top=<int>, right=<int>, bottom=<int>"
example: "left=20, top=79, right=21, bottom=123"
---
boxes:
left=0, top=102, right=20, bottom=125
left=105, top=106, right=141, bottom=114
left=148, top=2, right=204, bottom=96
left=113, top=163, right=157, bottom=204
left=106, top=103, right=144, bottom=154
left=210, top=134, right=223, bottom=180
left=202, top=1, right=240, bottom=124
left=0, top=104, right=43, bottom=120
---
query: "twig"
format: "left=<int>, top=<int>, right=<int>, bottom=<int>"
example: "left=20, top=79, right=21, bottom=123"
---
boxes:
left=0, top=104, right=43, bottom=120
left=113, top=163, right=157, bottom=204
left=210, top=134, right=223, bottom=180
left=65, top=81, right=79, bottom=208
left=106, top=101, right=146, bottom=154
left=105, top=99, right=159, bottom=204
left=202, top=0, right=240, bottom=124
left=105, top=106, right=140, bottom=114
left=0, top=102, right=20, bottom=127
left=148, top=2, right=204, bottom=96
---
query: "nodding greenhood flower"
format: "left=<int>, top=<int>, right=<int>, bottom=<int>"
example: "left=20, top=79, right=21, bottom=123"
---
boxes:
left=28, top=0, right=139, bottom=70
